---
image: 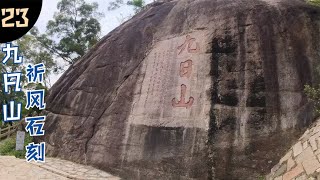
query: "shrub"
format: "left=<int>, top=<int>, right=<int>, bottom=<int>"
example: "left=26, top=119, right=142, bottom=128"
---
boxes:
left=305, top=85, right=320, bottom=116
left=0, top=133, right=33, bottom=159
left=308, top=0, right=320, bottom=6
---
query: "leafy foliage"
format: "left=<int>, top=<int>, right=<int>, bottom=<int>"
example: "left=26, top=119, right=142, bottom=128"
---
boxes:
left=305, top=84, right=320, bottom=116
left=108, top=0, right=145, bottom=13
left=0, top=0, right=101, bottom=127
left=308, top=0, right=320, bottom=6
left=304, top=55, right=320, bottom=117
left=18, top=33, right=59, bottom=86
left=33, top=0, right=103, bottom=64
left=0, top=44, right=26, bottom=127
left=0, top=133, right=33, bottom=158
left=0, top=36, right=50, bottom=127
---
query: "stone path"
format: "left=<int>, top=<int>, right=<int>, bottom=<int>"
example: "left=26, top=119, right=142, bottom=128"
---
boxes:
left=0, top=156, right=120, bottom=180
left=268, top=119, right=320, bottom=180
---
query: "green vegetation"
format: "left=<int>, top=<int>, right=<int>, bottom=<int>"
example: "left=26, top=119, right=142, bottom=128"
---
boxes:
left=108, top=0, right=145, bottom=13
left=0, top=0, right=103, bottom=157
left=1, top=0, right=101, bottom=128
left=305, top=84, right=320, bottom=116
left=0, top=134, right=33, bottom=159
left=0, top=121, right=20, bottom=130
left=0, top=39, right=39, bottom=128
left=18, top=33, right=59, bottom=84
left=32, top=0, right=103, bottom=65
left=304, top=48, right=320, bottom=117
left=0, top=39, right=49, bottom=128
left=257, top=176, right=265, bottom=180
left=308, top=0, right=320, bottom=6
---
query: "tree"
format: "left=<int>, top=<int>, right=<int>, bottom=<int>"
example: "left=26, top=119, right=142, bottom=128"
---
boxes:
left=0, top=61, right=26, bottom=117
left=108, top=0, right=146, bottom=13
left=0, top=44, right=26, bottom=127
left=305, top=62, right=320, bottom=117
left=0, top=1, right=104, bottom=121
left=33, top=0, right=103, bottom=65
left=17, top=33, right=59, bottom=87
left=0, top=36, right=52, bottom=127
left=304, top=0, right=320, bottom=117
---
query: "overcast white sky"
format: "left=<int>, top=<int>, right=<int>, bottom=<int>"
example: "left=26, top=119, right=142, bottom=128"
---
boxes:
left=35, top=0, right=153, bottom=86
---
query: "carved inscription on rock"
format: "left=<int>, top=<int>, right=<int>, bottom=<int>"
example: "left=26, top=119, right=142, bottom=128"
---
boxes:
left=129, top=31, right=211, bottom=129
left=172, top=35, right=200, bottom=109
left=180, top=60, right=193, bottom=78
left=172, top=84, right=194, bottom=109
left=177, top=35, right=200, bottom=55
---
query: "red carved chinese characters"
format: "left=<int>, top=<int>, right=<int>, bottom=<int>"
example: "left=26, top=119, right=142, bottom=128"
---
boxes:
left=172, top=84, right=194, bottom=109
left=180, top=60, right=193, bottom=78
left=177, top=35, right=200, bottom=55
left=172, top=35, right=199, bottom=109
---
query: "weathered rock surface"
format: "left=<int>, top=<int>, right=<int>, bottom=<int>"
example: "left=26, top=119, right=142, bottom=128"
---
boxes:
left=39, top=0, right=320, bottom=179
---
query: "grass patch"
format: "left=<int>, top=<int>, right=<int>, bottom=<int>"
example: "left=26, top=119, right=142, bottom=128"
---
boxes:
left=0, top=133, right=33, bottom=159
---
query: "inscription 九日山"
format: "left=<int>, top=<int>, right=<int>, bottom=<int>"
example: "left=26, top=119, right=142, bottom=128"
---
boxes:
left=172, top=35, right=199, bottom=109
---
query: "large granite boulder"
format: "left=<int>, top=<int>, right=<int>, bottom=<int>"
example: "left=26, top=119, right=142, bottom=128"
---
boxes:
left=40, top=0, right=320, bottom=179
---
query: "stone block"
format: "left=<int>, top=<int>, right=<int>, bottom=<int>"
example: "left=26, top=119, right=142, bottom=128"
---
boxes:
left=274, top=176, right=283, bottom=180
left=287, top=156, right=296, bottom=171
left=303, top=141, right=308, bottom=149
left=280, top=150, right=293, bottom=164
left=294, top=174, right=307, bottom=180
left=293, top=142, right=303, bottom=157
left=309, top=136, right=318, bottom=151
left=274, top=163, right=287, bottom=177
left=283, top=164, right=304, bottom=180
left=295, top=147, right=320, bottom=175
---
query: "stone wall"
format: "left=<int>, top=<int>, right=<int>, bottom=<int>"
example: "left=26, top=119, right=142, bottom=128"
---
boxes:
left=267, top=119, right=320, bottom=180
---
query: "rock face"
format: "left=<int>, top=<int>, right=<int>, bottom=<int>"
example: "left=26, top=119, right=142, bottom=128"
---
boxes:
left=40, top=0, right=320, bottom=179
